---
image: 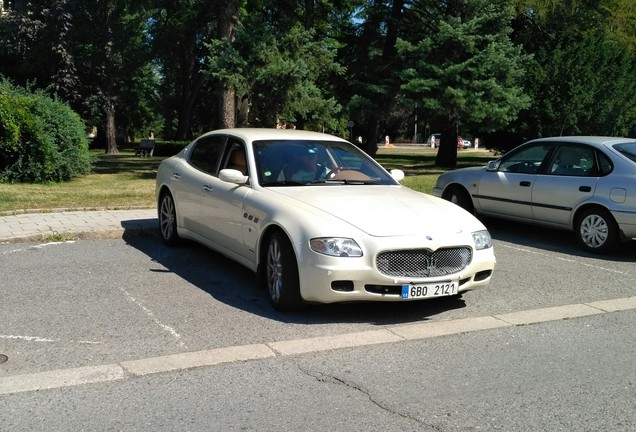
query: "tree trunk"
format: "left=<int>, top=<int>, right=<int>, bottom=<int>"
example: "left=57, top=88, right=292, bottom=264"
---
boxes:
left=175, top=74, right=205, bottom=140
left=105, top=99, right=118, bottom=154
left=364, top=115, right=380, bottom=158
left=435, top=124, right=458, bottom=168
left=304, top=0, right=314, bottom=29
left=216, top=1, right=240, bottom=129
left=217, top=86, right=236, bottom=129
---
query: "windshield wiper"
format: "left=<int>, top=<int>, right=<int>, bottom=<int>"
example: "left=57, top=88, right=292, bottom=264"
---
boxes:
left=262, top=180, right=304, bottom=186
left=308, top=179, right=381, bottom=185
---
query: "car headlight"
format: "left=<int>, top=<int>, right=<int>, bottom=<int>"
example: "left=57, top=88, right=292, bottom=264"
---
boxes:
left=310, top=238, right=363, bottom=257
left=472, top=230, right=492, bottom=250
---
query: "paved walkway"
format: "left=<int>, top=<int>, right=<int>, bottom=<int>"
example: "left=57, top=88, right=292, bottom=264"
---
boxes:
left=0, top=209, right=158, bottom=243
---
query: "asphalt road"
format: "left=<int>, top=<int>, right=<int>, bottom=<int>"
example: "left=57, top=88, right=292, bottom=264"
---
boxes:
left=1, top=220, right=635, bottom=430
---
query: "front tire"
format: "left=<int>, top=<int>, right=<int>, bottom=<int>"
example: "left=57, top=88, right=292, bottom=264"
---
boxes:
left=576, top=207, right=619, bottom=254
left=159, top=191, right=180, bottom=246
left=264, top=231, right=304, bottom=311
left=444, top=186, right=474, bottom=214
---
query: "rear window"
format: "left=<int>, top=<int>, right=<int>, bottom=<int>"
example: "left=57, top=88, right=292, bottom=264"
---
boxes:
left=613, top=142, right=636, bottom=163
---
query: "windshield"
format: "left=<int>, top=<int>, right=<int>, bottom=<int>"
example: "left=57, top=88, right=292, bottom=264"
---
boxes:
left=253, top=139, right=398, bottom=186
left=613, top=142, right=636, bottom=163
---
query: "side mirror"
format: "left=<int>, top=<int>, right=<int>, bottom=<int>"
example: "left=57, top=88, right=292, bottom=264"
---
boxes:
left=219, top=169, right=249, bottom=185
left=390, top=169, right=405, bottom=181
left=486, top=160, right=500, bottom=171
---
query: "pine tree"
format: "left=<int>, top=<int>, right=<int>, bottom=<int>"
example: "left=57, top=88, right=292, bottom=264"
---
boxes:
left=399, top=0, right=531, bottom=166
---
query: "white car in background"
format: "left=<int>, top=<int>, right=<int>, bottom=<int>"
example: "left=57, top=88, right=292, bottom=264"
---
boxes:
left=156, top=128, right=496, bottom=311
left=434, top=136, right=636, bottom=254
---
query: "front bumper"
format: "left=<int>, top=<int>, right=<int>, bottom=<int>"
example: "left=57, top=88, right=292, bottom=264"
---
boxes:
left=295, top=235, right=496, bottom=304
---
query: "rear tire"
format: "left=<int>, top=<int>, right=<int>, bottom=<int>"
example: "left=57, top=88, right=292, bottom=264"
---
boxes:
left=575, top=207, right=619, bottom=254
left=264, top=231, right=304, bottom=311
left=159, top=191, right=180, bottom=246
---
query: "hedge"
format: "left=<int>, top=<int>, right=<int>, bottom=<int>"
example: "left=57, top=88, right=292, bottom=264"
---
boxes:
left=0, top=79, right=92, bottom=183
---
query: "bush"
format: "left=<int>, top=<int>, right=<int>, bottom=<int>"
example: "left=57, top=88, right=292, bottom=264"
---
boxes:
left=0, top=79, right=92, bottom=183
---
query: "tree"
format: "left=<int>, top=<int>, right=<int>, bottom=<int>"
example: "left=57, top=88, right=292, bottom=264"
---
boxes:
left=0, top=0, right=159, bottom=153
left=398, top=0, right=530, bottom=167
left=150, top=0, right=218, bottom=139
left=336, top=0, right=408, bottom=155
left=0, top=0, right=77, bottom=101
left=205, top=0, right=345, bottom=131
left=215, top=0, right=241, bottom=129
left=510, top=0, right=636, bottom=141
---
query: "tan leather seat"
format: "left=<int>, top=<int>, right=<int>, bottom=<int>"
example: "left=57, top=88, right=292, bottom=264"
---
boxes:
left=229, top=149, right=247, bottom=175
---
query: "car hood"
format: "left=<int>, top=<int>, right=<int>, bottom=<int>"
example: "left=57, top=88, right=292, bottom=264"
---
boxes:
left=272, top=186, right=471, bottom=237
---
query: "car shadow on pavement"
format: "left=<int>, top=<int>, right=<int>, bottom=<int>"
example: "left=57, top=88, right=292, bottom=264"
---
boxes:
left=485, top=218, right=636, bottom=262
left=123, top=232, right=467, bottom=326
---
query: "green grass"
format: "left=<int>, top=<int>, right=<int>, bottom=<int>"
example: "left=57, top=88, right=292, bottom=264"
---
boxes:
left=0, top=150, right=160, bottom=213
left=0, top=147, right=496, bottom=214
left=376, top=147, right=495, bottom=193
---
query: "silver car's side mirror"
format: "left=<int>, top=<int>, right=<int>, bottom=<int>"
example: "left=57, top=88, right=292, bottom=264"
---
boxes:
left=486, top=160, right=500, bottom=171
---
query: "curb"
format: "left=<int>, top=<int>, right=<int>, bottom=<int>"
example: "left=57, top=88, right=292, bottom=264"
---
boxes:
left=0, top=221, right=159, bottom=244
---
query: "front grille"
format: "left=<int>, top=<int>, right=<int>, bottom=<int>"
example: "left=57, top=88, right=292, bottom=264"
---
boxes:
left=376, top=247, right=472, bottom=278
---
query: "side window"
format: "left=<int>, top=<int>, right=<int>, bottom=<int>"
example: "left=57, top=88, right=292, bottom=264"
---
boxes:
left=596, top=151, right=613, bottom=176
left=221, top=138, right=248, bottom=175
left=188, top=135, right=226, bottom=174
left=548, top=145, right=595, bottom=176
left=499, top=144, right=551, bottom=174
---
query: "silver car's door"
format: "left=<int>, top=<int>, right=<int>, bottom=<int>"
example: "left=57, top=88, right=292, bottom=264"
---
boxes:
left=476, top=143, right=553, bottom=220
left=531, top=144, right=598, bottom=227
left=476, top=171, right=535, bottom=219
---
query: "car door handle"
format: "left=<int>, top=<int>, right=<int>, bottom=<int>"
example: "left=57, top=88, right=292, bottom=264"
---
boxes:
left=579, top=186, right=592, bottom=192
left=172, top=172, right=181, bottom=180
left=519, top=181, right=531, bottom=187
left=202, top=184, right=213, bottom=192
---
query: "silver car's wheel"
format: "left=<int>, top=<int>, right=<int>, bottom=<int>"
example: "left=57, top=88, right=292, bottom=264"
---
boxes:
left=265, top=231, right=303, bottom=311
left=576, top=208, right=618, bottom=254
left=444, top=186, right=474, bottom=214
left=159, top=191, right=180, bottom=246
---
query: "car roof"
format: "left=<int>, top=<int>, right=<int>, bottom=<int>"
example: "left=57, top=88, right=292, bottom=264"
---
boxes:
left=200, top=128, right=349, bottom=143
left=528, top=136, right=636, bottom=147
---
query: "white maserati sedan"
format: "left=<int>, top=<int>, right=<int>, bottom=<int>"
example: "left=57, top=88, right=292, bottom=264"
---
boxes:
left=433, top=136, right=636, bottom=254
left=156, top=128, right=495, bottom=311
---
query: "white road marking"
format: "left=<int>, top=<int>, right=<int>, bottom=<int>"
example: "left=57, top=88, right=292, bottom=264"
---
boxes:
left=1, top=296, right=634, bottom=396
left=499, top=243, right=630, bottom=275
left=0, top=334, right=102, bottom=344
left=2, top=241, right=76, bottom=255
left=0, top=334, right=57, bottom=342
left=117, top=286, right=184, bottom=346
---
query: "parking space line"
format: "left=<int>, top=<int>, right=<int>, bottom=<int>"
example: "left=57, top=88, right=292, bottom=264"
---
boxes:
left=118, top=285, right=184, bottom=347
left=498, top=243, right=630, bottom=275
left=1, top=296, right=635, bottom=396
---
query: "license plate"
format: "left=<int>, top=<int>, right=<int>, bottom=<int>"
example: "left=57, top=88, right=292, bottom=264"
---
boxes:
left=401, top=281, right=458, bottom=299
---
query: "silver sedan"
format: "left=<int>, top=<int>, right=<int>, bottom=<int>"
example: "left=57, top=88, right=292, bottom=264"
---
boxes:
left=433, top=136, right=636, bottom=253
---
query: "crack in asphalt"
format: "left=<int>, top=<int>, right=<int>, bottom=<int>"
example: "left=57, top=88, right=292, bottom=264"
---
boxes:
left=293, top=362, right=441, bottom=430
